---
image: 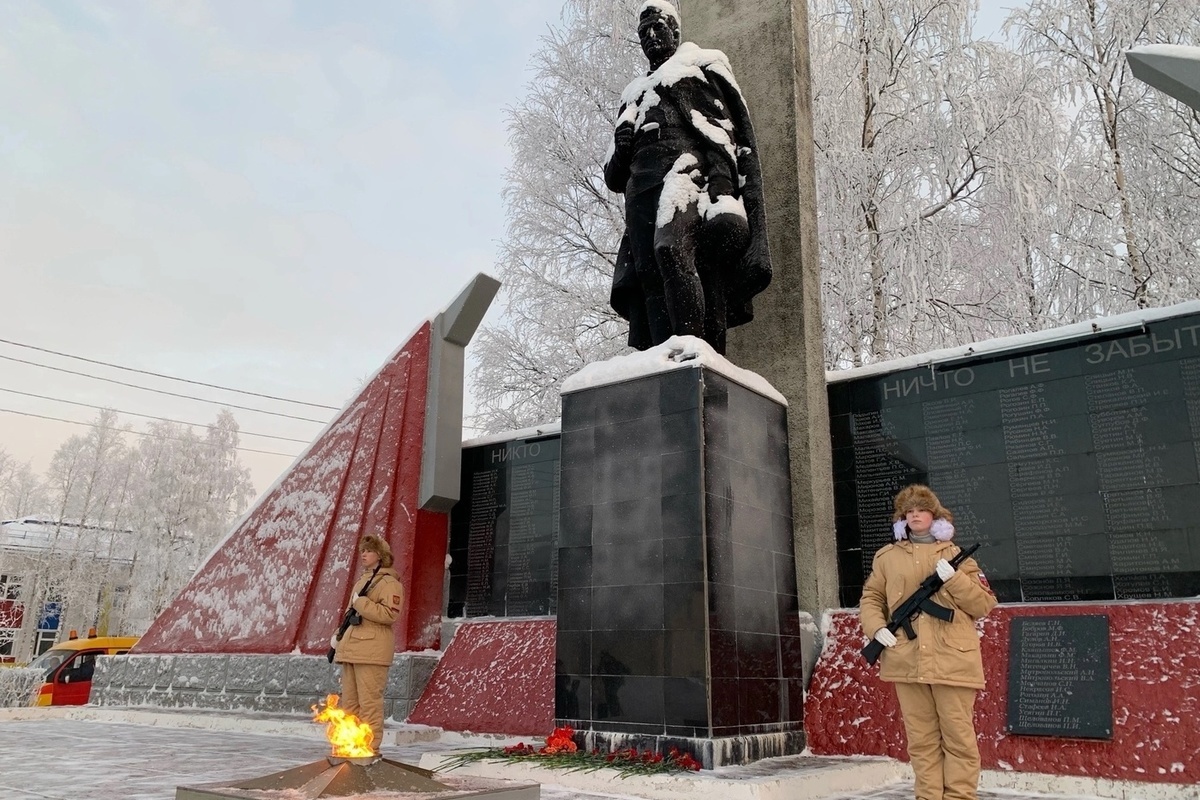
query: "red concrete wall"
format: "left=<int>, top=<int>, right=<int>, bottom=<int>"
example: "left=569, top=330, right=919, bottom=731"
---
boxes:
left=0, top=599, right=21, bottom=662
left=408, top=619, right=556, bottom=735
left=135, top=322, right=448, bottom=655
left=806, top=602, right=1200, bottom=784
left=0, top=599, right=22, bottom=629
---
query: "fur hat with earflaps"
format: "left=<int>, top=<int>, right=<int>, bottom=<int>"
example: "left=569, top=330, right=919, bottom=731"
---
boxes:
left=359, top=534, right=394, bottom=568
left=891, top=484, right=955, bottom=541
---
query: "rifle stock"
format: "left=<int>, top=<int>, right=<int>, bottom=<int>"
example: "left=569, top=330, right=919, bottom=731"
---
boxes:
left=861, top=636, right=886, bottom=665
left=860, top=542, right=981, bottom=665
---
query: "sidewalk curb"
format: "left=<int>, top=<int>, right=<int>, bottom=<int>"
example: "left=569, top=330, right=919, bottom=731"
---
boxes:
left=981, top=769, right=1200, bottom=800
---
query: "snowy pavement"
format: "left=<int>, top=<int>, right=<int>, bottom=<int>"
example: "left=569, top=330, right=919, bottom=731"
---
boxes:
left=0, top=710, right=1158, bottom=800
left=0, top=715, right=639, bottom=800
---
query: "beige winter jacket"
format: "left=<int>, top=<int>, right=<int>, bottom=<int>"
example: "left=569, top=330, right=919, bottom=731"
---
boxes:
left=333, top=567, right=405, bottom=667
left=859, top=539, right=997, bottom=689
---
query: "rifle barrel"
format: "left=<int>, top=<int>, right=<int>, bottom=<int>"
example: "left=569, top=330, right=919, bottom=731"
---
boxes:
left=949, top=542, right=981, bottom=568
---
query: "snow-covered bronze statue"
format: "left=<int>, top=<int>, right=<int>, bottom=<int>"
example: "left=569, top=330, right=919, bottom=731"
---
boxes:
left=604, top=0, right=771, bottom=355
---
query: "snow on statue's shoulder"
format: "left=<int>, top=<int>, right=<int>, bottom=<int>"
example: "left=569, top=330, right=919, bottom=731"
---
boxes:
left=620, top=42, right=743, bottom=108
left=562, top=335, right=786, bottom=405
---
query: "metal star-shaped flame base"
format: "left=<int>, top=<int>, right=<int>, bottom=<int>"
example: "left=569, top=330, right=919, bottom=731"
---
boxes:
left=175, top=755, right=539, bottom=799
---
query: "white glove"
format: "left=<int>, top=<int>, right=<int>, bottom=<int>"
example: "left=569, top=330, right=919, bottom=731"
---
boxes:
left=874, top=628, right=897, bottom=647
left=936, top=558, right=956, bottom=582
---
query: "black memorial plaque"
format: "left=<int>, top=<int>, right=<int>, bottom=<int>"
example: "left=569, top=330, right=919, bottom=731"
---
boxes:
left=829, top=310, right=1200, bottom=606
left=447, top=434, right=561, bottom=617
left=1006, top=615, right=1112, bottom=739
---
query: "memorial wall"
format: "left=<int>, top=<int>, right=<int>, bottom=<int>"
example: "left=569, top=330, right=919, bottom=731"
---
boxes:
left=447, top=434, right=561, bottom=617
left=830, top=310, right=1200, bottom=607
left=449, top=309, right=1200, bottom=616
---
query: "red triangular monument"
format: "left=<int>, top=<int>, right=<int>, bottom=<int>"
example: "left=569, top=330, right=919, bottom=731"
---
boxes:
left=134, top=275, right=500, bottom=655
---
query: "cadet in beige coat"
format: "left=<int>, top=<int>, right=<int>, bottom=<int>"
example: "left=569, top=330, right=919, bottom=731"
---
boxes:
left=860, top=485, right=997, bottom=800
left=333, top=534, right=405, bottom=754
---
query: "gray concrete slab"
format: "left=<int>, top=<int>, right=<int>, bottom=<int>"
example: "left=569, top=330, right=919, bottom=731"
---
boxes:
left=1127, top=44, right=1200, bottom=111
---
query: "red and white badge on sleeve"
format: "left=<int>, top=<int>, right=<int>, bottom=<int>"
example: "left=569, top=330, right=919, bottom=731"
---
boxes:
left=977, top=572, right=994, bottom=595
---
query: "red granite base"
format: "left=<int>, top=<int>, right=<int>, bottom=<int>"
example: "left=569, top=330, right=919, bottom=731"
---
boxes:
left=408, top=619, right=556, bottom=736
left=805, top=601, right=1200, bottom=784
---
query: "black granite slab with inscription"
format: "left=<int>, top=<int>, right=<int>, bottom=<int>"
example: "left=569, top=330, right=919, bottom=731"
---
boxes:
left=555, top=365, right=804, bottom=768
left=829, top=310, right=1200, bottom=607
left=1006, top=614, right=1113, bottom=739
left=448, top=435, right=561, bottom=617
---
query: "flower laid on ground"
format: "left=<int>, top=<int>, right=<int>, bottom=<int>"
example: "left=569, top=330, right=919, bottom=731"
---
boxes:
left=441, top=727, right=702, bottom=777
left=542, top=725, right=578, bottom=754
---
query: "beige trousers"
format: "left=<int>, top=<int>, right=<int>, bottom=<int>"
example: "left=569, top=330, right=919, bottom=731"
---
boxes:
left=893, top=682, right=980, bottom=800
left=340, top=663, right=390, bottom=753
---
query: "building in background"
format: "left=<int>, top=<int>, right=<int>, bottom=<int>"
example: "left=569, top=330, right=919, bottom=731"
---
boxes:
left=0, top=517, right=135, bottom=664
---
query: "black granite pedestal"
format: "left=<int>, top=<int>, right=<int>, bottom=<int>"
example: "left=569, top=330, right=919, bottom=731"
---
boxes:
left=555, top=365, right=805, bottom=769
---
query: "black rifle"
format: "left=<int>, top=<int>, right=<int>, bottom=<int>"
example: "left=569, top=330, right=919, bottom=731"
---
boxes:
left=327, top=564, right=382, bottom=664
left=861, top=542, right=981, bottom=666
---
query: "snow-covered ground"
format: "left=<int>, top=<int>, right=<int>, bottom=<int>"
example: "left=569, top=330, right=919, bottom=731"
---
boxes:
left=0, top=708, right=1126, bottom=800
left=0, top=713, right=639, bottom=800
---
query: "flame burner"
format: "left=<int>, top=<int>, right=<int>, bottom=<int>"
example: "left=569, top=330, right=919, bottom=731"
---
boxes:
left=175, top=755, right=539, bottom=800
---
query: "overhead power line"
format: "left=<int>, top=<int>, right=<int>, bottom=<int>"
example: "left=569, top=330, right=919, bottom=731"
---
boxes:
left=0, top=407, right=301, bottom=459
left=0, top=387, right=312, bottom=445
left=0, top=336, right=338, bottom=410
left=0, top=353, right=330, bottom=424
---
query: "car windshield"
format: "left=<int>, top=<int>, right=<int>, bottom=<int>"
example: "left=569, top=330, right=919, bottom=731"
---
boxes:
left=28, top=648, right=71, bottom=676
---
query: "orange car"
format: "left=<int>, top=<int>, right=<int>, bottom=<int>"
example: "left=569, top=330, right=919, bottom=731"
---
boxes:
left=29, top=633, right=138, bottom=706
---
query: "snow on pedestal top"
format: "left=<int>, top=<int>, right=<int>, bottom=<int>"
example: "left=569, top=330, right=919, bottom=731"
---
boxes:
left=561, top=335, right=787, bottom=405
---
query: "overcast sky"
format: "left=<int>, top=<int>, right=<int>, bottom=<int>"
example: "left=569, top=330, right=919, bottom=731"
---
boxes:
left=0, top=1, right=1020, bottom=498
left=0, top=0, right=567, bottom=495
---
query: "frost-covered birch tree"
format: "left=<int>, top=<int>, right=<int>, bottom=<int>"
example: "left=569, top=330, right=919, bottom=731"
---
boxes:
left=472, top=0, right=1199, bottom=401
left=1, top=410, right=255, bottom=648
left=1006, top=0, right=1200, bottom=310
left=470, top=0, right=642, bottom=433
left=930, top=41, right=1093, bottom=336
left=122, top=410, right=255, bottom=629
left=812, top=0, right=1062, bottom=366
left=22, top=410, right=136, bottom=641
left=0, top=449, right=44, bottom=638
left=0, top=451, right=45, bottom=520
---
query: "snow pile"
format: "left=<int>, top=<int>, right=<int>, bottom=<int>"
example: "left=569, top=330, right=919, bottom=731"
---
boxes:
left=562, top=335, right=786, bottom=405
